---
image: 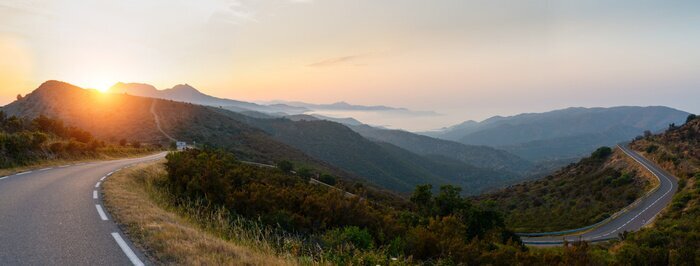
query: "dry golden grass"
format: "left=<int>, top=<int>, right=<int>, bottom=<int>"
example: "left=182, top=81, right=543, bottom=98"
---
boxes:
left=102, top=160, right=297, bottom=266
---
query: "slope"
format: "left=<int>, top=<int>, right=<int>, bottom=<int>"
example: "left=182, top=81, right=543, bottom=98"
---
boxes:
left=422, top=106, right=689, bottom=162
left=1, top=81, right=346, bottom=176
left=240, top=117, right=519, bottom=194
left=349, top=124, right=533, bottom=174
left=477, top=147, right=656, bottom=232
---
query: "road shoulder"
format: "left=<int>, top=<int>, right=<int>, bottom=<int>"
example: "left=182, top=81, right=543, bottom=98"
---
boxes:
left=102, top=160, right=294, bottom=265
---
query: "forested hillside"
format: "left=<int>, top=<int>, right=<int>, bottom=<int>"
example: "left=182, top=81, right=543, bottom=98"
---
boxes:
left=242, top=118, right=520, bottom=194
left=159, top=148, right=524, bottom=264
left=478, top=147, right=654, bottom=232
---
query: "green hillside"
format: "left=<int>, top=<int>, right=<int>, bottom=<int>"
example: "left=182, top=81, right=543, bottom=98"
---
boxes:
left=477, top=147, right=654, bottom=232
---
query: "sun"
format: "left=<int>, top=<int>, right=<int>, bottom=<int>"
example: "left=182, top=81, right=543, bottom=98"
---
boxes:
left=87, top=80, right=114, bottom=93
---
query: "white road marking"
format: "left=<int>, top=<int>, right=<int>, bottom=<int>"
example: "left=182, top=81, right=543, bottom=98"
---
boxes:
left=588, top=146, right=675, bottom=239
left=107, top=171, right=114, bottom=176
left=524, top=146, right=677, bottom=244
left=15, top=171, right=31, bottom=176
left=38, top=168, right=52, bottom=171
left=111, top=232, right=145, bottom=266
left=95, top=204, right=109, bottom=220
left=0, top=176, right=7, bottom=180
left=59, top=165, right=69, bottom=168
left=100, top=176, right=107, bottom=181
left=95, top=182, right=101, bottom=188
left=93, top=190, right=98, bottom=199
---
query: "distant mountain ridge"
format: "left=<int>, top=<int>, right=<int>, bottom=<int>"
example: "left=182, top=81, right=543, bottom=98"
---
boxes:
left=110, top=82, right=308, bottom=114
left=3, top=80, right=525, bottom=194
left=420, top=106, right=690, bottom=162
left=110, top=82, right=438, bottom=117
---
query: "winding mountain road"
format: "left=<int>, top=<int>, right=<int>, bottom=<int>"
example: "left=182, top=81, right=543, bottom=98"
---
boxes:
left=521, top=145, right=678, bottom=245
left=0, top=152, right=166, bottom=265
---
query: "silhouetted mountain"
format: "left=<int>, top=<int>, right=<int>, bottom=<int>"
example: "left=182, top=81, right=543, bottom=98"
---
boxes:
left=2, top=81, right=346, bottom=176
left=3, top=81, right=522, bottom=194
left=421, top=107, right=690, bottom=162
left=110, top=82, right=307, bottom=114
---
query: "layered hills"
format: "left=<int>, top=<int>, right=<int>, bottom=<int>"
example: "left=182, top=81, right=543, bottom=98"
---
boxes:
left=422, top=106, right=689, bottom=162
left=3, top=81, right=527, bottom=194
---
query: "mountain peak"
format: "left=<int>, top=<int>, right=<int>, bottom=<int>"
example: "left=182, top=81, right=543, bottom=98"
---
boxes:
left=169, top=84, right=198, bottom=92
left=37, top=80, right=76, bottom=90
left=110, top=82, right=158, bottom=94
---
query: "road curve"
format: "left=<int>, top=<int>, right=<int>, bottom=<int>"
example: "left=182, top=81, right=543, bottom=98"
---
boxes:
left=0, top=152, right=167, bottom=265
left=521, top=145, right=678, bottom=245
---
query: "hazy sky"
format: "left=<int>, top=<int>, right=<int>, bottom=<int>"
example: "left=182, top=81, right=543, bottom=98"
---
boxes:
left=1, top=0, right=699, bottom=130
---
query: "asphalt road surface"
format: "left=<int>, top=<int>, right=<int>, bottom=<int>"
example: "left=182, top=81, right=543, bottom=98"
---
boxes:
left=0, top=152, right=167, bottom=265
left=521, top=145, right=678, bottom=245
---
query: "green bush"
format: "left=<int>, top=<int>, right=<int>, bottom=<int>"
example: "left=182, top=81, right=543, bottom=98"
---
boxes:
left=591, top=146, right=613, bottom=159
left=323, top=226, right=375, bottom=250
left=276, top=160, right=293, bottom=173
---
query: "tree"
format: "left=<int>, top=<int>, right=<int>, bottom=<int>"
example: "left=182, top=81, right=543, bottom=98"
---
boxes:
left=276, top=160, right=293, bottom=173
left=319, top=174, right=337, bottom=185
left=435, top=185, right=464, bottom=217
left=119, top=139, right=127, bottom=146
left=687, top=114, right=697, bottom=124
left=16, top=94, right=22, bottom=101
left=591, top=146, right=612, bottom=159
left=411, top=184, right=433, bottom=215
left=131, top=141, right=141, bottom=148
left=297, top=167, right=313, bottom=180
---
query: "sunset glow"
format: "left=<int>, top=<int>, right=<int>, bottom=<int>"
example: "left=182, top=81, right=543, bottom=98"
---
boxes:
left=1, top=0, right=699, bottom=130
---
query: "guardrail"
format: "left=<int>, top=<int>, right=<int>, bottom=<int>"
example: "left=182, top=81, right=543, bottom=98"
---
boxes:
left=517, top=144, right=661, bottom=237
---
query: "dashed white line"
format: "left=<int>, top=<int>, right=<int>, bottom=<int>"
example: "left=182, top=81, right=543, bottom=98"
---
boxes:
left=95, top=204, right=108, bottom=221
left=100, top=176, right=107, bottom=181
left=93, top=190, right=98, bottom=199
left=95, top=182, right=101, bottom=188
left=588, top=146, right=675, bottom=239
left=111, top=232, right=145, bottom=266
left=38, top=168, right=53, bottom=171
left=15, top=171, right=31, bottom=176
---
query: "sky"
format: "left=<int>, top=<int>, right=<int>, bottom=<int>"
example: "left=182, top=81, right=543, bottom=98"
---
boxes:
left=1, top=0, right=699, bottom=131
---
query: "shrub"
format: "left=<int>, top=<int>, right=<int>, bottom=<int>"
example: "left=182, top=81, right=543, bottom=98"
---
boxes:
left=646, top=145, right=659, bottom=153
left=49, top=142, right=64, bottom=153
left=319, top=174, right=337, bottom=185
left=31, top=132, right=49, bottom=149
left=591, top=147, right=612, bottom=159
left=323, top=226, right=375, bottom=250
left=276, top=160, right=293, bottom=173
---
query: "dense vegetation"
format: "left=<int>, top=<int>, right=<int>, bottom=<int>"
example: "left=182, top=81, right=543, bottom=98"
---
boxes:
left=161, top=149, right=531, bottom=264
left=478, top=147, right=651, bottom=232
left=0, top=111, right=156, bottom=168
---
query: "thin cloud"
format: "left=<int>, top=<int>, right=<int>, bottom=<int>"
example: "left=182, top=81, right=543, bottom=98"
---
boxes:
left=307, top=53, right=375, bottom=68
